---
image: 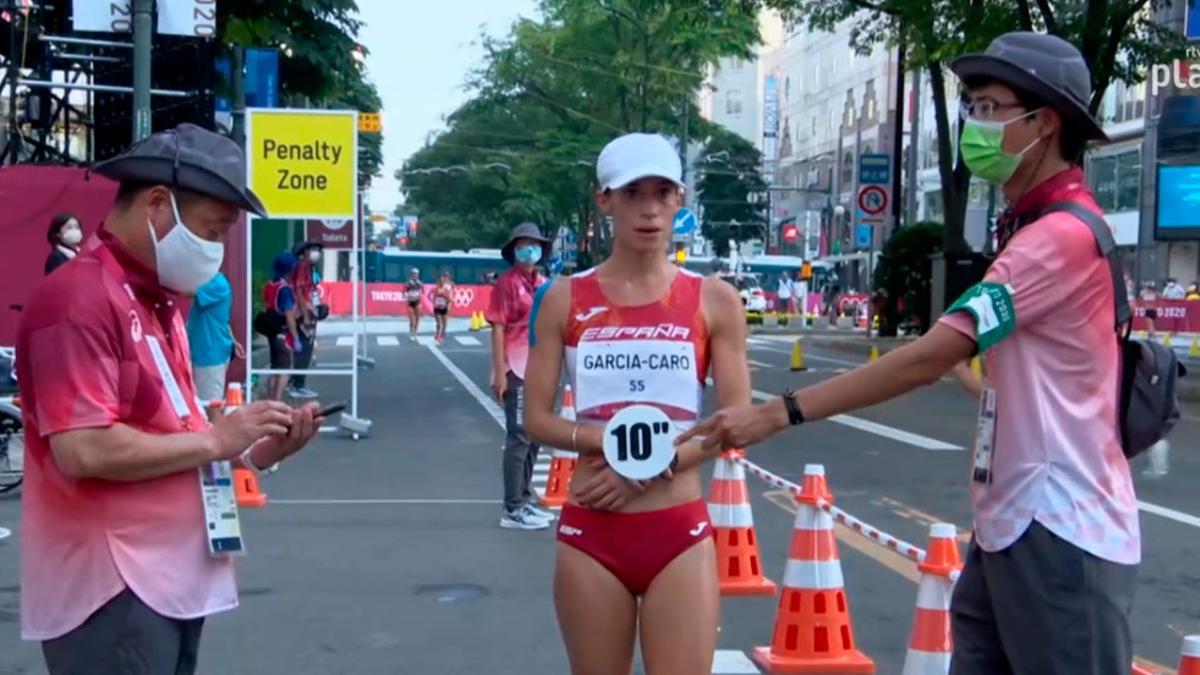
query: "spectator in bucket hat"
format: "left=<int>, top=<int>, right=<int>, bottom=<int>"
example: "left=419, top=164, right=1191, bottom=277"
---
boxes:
left=16, top=123, right=323, bottom=674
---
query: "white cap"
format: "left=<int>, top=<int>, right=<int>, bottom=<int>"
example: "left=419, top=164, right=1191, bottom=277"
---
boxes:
left=596, top=133, right=684, bottom=191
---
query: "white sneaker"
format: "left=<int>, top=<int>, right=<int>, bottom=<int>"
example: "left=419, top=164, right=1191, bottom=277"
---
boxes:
left=500, top=509, right=550, bottom=530
left=523, top=502, right=556, bottom=522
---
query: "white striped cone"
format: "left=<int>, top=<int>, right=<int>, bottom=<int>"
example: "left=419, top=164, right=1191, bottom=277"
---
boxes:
left=708, top=452, right=775, bottom=596
left=541, top=386, right=579, bottom=507
left=753, top=465, right=873, bottom=673
left=902, top=522, right=959, bottom=675
left=1179, top=635, right=1200, bottom=675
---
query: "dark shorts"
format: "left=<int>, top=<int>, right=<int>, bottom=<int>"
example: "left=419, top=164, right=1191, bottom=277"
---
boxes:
left=950, top=522, right=1136, bottom=674
left=1144, top=308, right=1158, bottom=320
left=408, top=301, right=420, bottom=310
left=434, top=306, right=448, bottom=316
left=42, top=588, right=204, bottom=675
left=268, top=334, right=292, bottom=369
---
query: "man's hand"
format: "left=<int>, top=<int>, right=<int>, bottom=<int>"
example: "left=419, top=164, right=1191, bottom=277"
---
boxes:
left=675, top=398, right=791, bottom=455
left=491, top=369, right=508, bottom=403
left=249, top=403, right=322, bottom=467
left=574, top=456, right=646, bottom=511
left=206, top=401, right=293, bottom=461
left=233, top=340, right=246, bottom=360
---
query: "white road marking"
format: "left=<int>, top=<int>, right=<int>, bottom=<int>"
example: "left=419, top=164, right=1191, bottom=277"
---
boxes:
left=1138, top=500, right=1200, bottom=530
left=271, top=499, right=500, bottom=505
left=746, top=342, right=862, bottom=367
left=712, top=649, right=759, bottom=673
left=416, top=335, right=439, bottom=347
left=748, top=388, right=963, bottom=451
left=425, top=343, right=506, bottom=428
left=748, top=359, right=773, bottom=369
left=454, top=335, right=482, bottom=346
left=335, top=336, right=355, bottom=347
left=376, top=335, right=400, bottom=346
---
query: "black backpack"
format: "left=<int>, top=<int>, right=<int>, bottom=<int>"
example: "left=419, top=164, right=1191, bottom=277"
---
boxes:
left=253, top=310, right=286, bottom=337
left=1040, top=201, right=1185, bottom=458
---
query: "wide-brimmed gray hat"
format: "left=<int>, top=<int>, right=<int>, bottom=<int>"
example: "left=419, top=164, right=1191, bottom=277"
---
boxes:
left=951, top=32, right=1107, bottom=142
left=501, top=222, right=552, bottom=265
left=92, top=123, right=268, bottom=216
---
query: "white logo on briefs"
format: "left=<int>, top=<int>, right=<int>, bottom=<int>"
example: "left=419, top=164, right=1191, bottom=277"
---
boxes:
left=689, top=522, right=708, bottom=537
left=574, top=306, right=608, bottom=322
left=558, top=525, right=583, bottom=537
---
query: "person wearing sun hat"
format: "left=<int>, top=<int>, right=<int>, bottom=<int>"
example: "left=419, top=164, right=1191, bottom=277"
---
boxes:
left=487, top=221, right=555, bottom=530
left=675, top=33, right=1139, bottom=674
left=15, top=123, right=323, bottom=673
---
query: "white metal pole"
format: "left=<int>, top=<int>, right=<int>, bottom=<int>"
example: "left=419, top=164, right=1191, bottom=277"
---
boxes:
left=351, top=191, right=360, bottom=421
left=245, top=213, right=254, bottom=403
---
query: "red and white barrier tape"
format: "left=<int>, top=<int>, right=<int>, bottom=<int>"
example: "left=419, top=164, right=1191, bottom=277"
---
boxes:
left=733, top=455, right=929, bottom=565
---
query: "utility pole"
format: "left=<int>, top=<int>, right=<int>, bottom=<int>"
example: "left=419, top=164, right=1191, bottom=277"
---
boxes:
left=131, top=0, right=153, bottom=140
left=891, top=30, right=905, bottom=236
left=905, top=63, right=921, bottom=226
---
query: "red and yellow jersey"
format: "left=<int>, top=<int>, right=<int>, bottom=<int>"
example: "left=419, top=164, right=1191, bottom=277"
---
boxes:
left=564, top=267, right=709, bottom=430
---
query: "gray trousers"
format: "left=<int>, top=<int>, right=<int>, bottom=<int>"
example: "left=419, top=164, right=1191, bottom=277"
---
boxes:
left=42, top=589, right=204, bottom=675
left=502, top=371, right=540, bottom=512
left=950, top=521, right=1137, bottom=675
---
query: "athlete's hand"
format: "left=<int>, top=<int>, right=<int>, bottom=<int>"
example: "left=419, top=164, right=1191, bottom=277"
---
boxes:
left=575, top=457, right=645, bottom=511
left=676, top=399, right=790, bottom=455
left=206, top=401, right=293, bottom=461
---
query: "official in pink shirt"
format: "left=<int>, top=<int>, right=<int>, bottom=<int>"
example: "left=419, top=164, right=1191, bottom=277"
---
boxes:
left=16, top=124, right=322, bottom=675
left=680, top=33, right=1140, bottom=673
left=486, top=222, right=555, bottom=530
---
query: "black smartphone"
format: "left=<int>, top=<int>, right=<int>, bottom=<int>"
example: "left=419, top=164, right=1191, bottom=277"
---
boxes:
left=317, top=402, right=347, bottom=418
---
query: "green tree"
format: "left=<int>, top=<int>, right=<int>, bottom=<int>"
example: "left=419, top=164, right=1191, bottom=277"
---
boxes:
left=400, top=0, right=761, bottom=254
left=872, top=220, right=943, bottom=335
left=219, top=0, right=383, bottom=187
left=697, top=130, right=768, bottom=257
left=763, top=0, right=1186, bottom=253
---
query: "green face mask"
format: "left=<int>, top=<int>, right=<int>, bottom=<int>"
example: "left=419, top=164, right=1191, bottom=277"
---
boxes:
left=960, top=109, right=1043, bottom=184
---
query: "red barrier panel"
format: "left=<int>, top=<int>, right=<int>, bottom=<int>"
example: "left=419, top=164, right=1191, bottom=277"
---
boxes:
left=322, top=282, right=493, bottom=318
left=1131, top=300, right=1197, bottom=333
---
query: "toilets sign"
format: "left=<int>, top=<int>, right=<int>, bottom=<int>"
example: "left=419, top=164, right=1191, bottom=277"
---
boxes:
left=247, top=108, right=358, bottom=219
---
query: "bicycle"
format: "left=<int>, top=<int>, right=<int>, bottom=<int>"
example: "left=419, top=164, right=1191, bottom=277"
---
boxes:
left=1, top=304, right=23, bottom=493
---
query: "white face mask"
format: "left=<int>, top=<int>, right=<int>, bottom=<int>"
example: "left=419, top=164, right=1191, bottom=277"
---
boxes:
left=148, top=193, right=224, bottom=294
left=61, top=226, right=83, bottom=246
left=309, top=250, right=321, bottom=263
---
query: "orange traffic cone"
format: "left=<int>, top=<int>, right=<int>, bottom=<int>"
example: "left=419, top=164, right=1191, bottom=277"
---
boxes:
left=1131, top=663, right=1156, bottom=675
left=542, top=386, right=578, bottom=508
left=901, top=523, right=962, bottom=675
left=753, top=464, right=874, bottom=674
left=708, top=449, right=776, bottom=597
left=1179, top=635, right=1200, bottom=675
left=224, top=383, right=266, bottom=508
left=234, top=468, right=267, bottom=508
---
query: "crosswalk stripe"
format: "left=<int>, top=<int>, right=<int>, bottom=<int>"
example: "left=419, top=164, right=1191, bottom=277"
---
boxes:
left=454, top=335, right=482, bottom=346
left=416, top=336, right=439, bottom=347
left=712, top=649, right=759, bottom=673
left=335, top=336, right=355, bottom=347
left=377, top=335, right=400, bottom=346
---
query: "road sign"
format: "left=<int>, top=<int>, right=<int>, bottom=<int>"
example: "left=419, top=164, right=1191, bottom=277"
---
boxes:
left=358, top=112, right=382, bottom=133
left=247, top=109, right=358, bottom=219
left=858, top=185, right=889, bottom=216
left=673, top=207, right=697, bottom=235
left=858, top=153, right=891, bottom=186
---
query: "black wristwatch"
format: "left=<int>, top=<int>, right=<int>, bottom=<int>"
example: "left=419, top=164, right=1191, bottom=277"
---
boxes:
left=782, top=389, right=806, bottom=426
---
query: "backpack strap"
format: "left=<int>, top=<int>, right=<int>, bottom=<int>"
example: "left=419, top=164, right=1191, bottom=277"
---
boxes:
left=1038, top=201, right=1132, bottom=331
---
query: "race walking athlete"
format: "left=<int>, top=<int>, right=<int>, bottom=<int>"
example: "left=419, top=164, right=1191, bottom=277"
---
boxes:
left=679, top=33, right=1141, bottom=674
left=405, top=268, right=423, bottom=341
left=433, top=270, right=453, bottom=344
left=525, top=132, right=750, bottom=675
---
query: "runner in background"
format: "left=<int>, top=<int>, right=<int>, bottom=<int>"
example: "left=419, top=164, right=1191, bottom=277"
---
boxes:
left=681, top=33, right=1141, bottom=674
left=405, top=268, right=423, bottom=342
left=1140, top=281, right=1159, bottom=337
left=487, top=222, right=555, bottom=530
left=263, top=252, right=301, bottom=401
left=525, top=133, right=750, bottom=675
left=287, top=241, right=323, bottom=400
left=433, top=270, right=453, bottom=344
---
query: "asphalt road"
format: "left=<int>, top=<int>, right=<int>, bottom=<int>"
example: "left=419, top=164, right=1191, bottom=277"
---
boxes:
left=0, top=328, right=1196, bottom=674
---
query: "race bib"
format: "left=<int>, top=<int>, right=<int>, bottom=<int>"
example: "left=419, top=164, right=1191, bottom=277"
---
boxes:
left=574, top=339, right=699, bottom=428
left=406, top=289, right=420, bottom=302
left=947, top=282, right=1016, bottom=352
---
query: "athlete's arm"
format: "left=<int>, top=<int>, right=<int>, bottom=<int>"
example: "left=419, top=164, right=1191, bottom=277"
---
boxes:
left=671, top=277, right=752, bottom=471
left=525, top=280, right=604, bottom=455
